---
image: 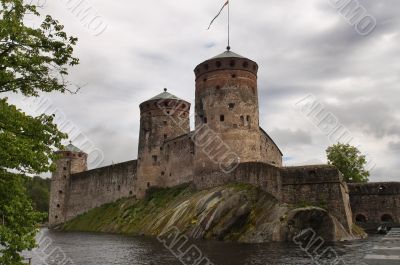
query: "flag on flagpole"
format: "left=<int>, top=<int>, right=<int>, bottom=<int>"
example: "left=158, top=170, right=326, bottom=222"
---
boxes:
left=207, top=0, right=229, bottom=30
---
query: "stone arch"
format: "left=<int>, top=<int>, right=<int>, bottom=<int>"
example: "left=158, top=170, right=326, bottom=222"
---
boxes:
left=355, top=214, right=367, bottom=223
left=286, top=208, right=335, bottom=242
left=381, top=214, right=394, bottom=223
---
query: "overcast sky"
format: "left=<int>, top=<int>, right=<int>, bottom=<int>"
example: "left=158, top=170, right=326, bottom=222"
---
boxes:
left=7, top=0, right=400, bottom=182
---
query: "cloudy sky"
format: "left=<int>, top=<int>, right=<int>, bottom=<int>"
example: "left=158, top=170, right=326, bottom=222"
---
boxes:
left=7, top=0, right=400, bottom=182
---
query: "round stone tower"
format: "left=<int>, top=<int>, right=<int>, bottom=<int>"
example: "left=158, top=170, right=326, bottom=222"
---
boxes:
left=136, top=89, right=191, bottom=198
left=193, top=50, right=261, bottom=175
left=49, top=142, right=87, bottom=227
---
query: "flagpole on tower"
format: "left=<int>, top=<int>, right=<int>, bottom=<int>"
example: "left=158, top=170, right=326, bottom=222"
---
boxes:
left=227, top=0, right=230, bottom=51
left=207, top=0, right=231, bottom=50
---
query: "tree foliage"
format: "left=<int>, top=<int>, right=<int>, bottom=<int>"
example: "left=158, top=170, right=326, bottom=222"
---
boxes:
left=0, top=0, right=79, bottom=96
left=0, top=99, right=66, bottom=173
left=25, top=176, right=51, bottom=216
left=0, top=0, right=78, bottom=263
left=0, top=170, right=45, bottom=264
left=326, top=143, right=370, bottom=183
left=0, top=102, right=66, bottom=265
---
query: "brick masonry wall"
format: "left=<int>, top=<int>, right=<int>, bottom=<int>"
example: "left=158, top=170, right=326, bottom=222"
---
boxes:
left=194, top=56, right=262, bottom=176
left=136, top=98, right=190, bottom=198
left=348, top=182, right=400, bottom=228
left=64, top=160, right=137, bottom=222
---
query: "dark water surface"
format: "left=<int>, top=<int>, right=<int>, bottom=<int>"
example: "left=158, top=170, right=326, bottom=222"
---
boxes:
left=26, top=229, right=379, bottom=265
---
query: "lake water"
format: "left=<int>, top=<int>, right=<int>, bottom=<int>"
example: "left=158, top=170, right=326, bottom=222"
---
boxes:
left=25, top=229, right=381, bottom=265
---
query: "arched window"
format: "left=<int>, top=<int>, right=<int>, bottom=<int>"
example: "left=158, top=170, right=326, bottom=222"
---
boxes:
left=355, top=214, right=367, bottom=223
left=381, top=214, right=394, bottom=223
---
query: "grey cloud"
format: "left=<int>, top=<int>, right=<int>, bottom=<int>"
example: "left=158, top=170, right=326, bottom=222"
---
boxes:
left=388, top=141, right=400, bottom=152
left=269, top=129, right=312, bottom=147
left=325, top=99, right=400, bottom=138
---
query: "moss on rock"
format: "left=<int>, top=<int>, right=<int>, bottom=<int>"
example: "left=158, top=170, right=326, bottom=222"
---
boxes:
left=62, top=183, right=365, bottom=242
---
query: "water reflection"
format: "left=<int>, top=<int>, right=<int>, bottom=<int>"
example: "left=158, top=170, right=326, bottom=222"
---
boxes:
left=25, top=229, right=379, bottom=265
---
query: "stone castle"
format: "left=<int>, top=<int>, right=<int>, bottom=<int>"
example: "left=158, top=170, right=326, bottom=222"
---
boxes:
left=49, top=50, right=400, bottom=233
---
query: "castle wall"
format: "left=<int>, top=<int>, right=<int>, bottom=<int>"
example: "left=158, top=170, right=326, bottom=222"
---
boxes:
left=161, top=133, right=194, bottom=187
left=281, top=165, right=353, bottom=231
left=348, top=182, right=400, bottom=229
left=193, top=162, right=282, bottom=199
left=259, top=128, right=283, bottom=167
left=64, top=160, right=137, bottom=222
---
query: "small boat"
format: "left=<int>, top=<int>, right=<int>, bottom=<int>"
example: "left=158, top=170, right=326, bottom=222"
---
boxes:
left=377, top=225, right=389, bottom=235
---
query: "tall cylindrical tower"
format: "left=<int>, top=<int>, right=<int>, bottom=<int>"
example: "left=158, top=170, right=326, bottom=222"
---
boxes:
left=193, top=50, right=261, bottom=175
left=49, top=143, right=87, bottom=227
left=136, top=89, right=190, bottom=198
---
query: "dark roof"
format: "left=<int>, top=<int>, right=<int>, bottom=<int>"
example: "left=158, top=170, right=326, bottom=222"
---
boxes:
left=148, top=91, right=181, bottom=101
left=143, top=88, right=186, bottom=103
left=211, top=50, right=246, bottom=59
left=64, top=143, right=83, bottom=153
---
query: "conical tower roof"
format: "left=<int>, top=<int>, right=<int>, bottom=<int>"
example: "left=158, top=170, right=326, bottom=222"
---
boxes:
left=210, top=50, right=246, bottom=59
left=64, top=142, right=83, bottom=153
left=148, top=88, right=181, bottom=101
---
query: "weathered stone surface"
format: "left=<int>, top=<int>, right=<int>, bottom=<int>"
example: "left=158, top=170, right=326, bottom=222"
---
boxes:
left=62, top=184, right=359, bottom=242
left=49, top=149, right=88, bottom=226
left=281, top=165, right=354, bottom=232
left=136, top=96, right=191, bottom=198
left=349, top=182, right=400, bottom=229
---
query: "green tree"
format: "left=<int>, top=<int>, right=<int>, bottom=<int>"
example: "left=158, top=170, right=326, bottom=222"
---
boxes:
left=25, top=176, right=51, bottom=218
left=0, top=0, right=79, bottom=96
left=326, top=143, right=370, bottom=183
left=0, top=0, right=78, bottom=263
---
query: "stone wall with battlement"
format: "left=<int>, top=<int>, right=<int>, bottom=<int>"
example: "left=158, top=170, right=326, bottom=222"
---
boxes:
left=63, top=160, right=137, bottom=223
left=348, top=182, right=400, bottom=229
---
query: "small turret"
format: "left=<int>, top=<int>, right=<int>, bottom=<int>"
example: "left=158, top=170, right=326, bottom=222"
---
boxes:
left=49, top=142, right=87, bottom=226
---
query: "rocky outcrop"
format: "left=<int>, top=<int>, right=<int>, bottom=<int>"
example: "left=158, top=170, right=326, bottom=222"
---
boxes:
left=62, top=184, right=365, bottom=242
